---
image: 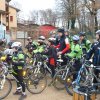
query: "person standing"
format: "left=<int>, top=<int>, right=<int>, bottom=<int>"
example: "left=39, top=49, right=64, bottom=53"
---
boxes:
left=12, top=44, right=27, bottom=99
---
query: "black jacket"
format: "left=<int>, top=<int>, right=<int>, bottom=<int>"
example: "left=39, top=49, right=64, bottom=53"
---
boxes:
left=43, top=45, right=57, bottom=60
left=87, top=41, right=100, bottom=66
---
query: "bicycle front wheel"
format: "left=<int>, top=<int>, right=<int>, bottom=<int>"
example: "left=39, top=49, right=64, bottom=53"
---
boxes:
left=0, top=77, right=12, bottom=99
left=26, top=73, right=47, bottom=94
left=53, top=69, right=67, bottom=90
left=65, top=71, right=77, bottom=96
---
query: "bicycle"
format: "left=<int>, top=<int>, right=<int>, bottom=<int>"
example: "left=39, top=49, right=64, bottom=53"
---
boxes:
left=72, top=60, right=100, bottom=99
left=52, top=57, right=77, bottom=91
left=0, top=61, right=47, bottom=99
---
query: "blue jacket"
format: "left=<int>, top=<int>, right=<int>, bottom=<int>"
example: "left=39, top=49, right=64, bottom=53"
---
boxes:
left=87, top=41, right=100, bottom=66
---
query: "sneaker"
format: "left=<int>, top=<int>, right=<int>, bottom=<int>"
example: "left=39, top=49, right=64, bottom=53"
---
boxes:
left=19, top=94, right=27, bottom=100
left=13, top=91, right=22, bottom=95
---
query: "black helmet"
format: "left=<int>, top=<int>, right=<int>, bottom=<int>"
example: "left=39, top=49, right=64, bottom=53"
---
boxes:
left=57, top=28, right=65, bottom=34
left=96, top=30, right=100, bottom=35
left=79, top=32, right=85, bottom=36
left=8, top=41, right=13, bottom=49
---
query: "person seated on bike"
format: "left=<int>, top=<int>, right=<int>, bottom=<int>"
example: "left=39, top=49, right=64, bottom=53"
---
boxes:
left=65, top=30, right=73, bottom=44
left=43, top=38, right=57, bottom=78
left=79, top=32, right=91, bottom=54
left=66, top=35, right=82, bottom=80
left=86, top=30, right=100, bottom=87
left=0, top=39, right=6, bottom=50
left=7, top=41, right=13, bottom=49
left=33, top=36, right=46, bottom=54
left=25, top=37, right=38, bottom=57
left=11, top=43, right=27, bottom=99
left=55, top=28, right=70, bottom=65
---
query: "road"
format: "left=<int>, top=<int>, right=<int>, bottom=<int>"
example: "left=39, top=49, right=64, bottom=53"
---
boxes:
left=4, top=80, right=72, bottom=100
left=2, top=79, right=100, bottom=100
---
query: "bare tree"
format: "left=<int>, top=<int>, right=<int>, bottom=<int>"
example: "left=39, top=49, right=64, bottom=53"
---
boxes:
left=39, top=9, right=58, bottom=26
left=83, top=0, right=100, bottom=34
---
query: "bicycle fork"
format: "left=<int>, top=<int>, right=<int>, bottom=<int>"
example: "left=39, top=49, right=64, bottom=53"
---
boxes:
left=61, top=68, right=69, bottom=80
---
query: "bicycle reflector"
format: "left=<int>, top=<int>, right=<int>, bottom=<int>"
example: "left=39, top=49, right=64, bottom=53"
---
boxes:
left=0, top=56, right=6, bottom=61
left=23, top=70, right=27, bottom=76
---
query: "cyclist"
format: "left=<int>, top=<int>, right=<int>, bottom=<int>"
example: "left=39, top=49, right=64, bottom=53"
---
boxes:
left=43, top=38, right=57, bottom=78
left=33, top=36, right=46, bottom=54
left=11, top=43, right=27, bottom=99
left=87, top=30, right=100, bottom=87
left=79, top=32, right=91, bottom=54
left=0, top=39, right=6, bottom=56
left=65, top=30, right=73, bottom=44
left=25, top=37, right=38, bottom=56
left=55, top=28, right=70, bottom=65
left=7, top=41, right=13, bottom=49
left=66, top=35, right=82, bottom=80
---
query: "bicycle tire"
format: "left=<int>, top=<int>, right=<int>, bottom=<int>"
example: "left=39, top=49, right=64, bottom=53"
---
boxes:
left=26, top=73, right=47, bottom=94
left=65, top=71, right=77, bottom=96
left=0, top=77, right=12, bottom=100
left=53, top=69, right=67, bottom=90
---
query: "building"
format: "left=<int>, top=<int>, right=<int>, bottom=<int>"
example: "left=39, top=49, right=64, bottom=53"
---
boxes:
left=0, top=0, right=20, bottom=42
left=39, top=24, right=57, bottom=38
left=17, top=21, right=39, bottom=46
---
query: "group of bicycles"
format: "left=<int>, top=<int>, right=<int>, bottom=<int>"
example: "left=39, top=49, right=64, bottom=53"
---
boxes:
left=0, top=53, right=100, bottom=100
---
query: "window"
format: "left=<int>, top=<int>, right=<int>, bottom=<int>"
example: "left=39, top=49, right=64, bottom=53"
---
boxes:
left=10, top=16, right=13, bottom=22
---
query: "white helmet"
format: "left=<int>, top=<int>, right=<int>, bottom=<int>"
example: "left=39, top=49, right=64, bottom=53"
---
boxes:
left=73, top=35, right=79, bottom=41
left=48, top=37, right=56, bottom=41
left=4, top=49, right=13, bottom=55
left=11, top=42, right=22, bottom=48
left=38, top=36, right=45, bottom=40
left=96, top=30, right=100, bottom=35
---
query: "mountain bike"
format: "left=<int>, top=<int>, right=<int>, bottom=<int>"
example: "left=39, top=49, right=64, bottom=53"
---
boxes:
left=0, top=61, right=47, bottom=99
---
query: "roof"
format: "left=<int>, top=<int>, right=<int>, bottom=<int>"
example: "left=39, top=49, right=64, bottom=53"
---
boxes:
left=39, top=25, right=57, bottom=37
left=9, top=5, right=20, bottom=12
left=6, top=3, right=20, bottom=12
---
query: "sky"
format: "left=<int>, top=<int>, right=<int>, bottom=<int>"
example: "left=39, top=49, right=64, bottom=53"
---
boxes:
left=10, top=0, right=55, bottom=19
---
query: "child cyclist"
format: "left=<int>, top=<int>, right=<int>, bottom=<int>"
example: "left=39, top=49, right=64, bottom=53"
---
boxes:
left=43, top=38, right=57, bottom=78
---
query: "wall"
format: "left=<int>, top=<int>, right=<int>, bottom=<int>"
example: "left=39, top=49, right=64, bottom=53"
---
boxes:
left=0, top=0, right=5, bottom=12
left=9, top=7, right=17, bottom=28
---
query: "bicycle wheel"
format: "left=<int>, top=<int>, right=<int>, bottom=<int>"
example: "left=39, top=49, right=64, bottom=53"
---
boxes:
left=65, top=71, right=77, bottom=96
left=26, top=73, right=47, bottom=94
left=53, top=69, right=67, bottom=90
left=0, top=77, right=12, bottom=99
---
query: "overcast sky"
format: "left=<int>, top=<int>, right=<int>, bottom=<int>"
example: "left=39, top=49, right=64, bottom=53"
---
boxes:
left=10, top=0, right=55, bottom=19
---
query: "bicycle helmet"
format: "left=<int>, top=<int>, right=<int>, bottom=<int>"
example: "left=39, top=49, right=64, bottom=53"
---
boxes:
left=11, top=42, right=22, bottom=49
left=79, top=32, right=86, bottom=36
left=8, top=41, right=13, bottom=49
left=96, top=30, right=100, bottom=35
left=57, top=28, right=65, bottom=34
left=73, top=35, right=79, bottom=41
left=38, top=36, right=45, bottom=40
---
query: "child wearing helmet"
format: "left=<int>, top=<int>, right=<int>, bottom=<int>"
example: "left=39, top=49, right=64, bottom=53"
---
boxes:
left=79, top=32, right=91, bottom=54
left=25, top=37, right=38, bottom=56
left=43, top=38, right=57, bottom=78
left=66, top=35, right=82, bottom=80
left=11, top=43, right=27, bottom=99
left=33, top=36, right=46, bottom=54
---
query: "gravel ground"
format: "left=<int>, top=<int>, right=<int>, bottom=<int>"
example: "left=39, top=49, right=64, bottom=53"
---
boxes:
left=4, top=81, right=72, bottom=100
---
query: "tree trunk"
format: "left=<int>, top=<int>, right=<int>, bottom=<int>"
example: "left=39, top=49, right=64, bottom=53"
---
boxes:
left=95, top=15, right=98, bottom=32
left=68, top=20, right=70, bottom=29
left=71, top=18, right=76, bottom=29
